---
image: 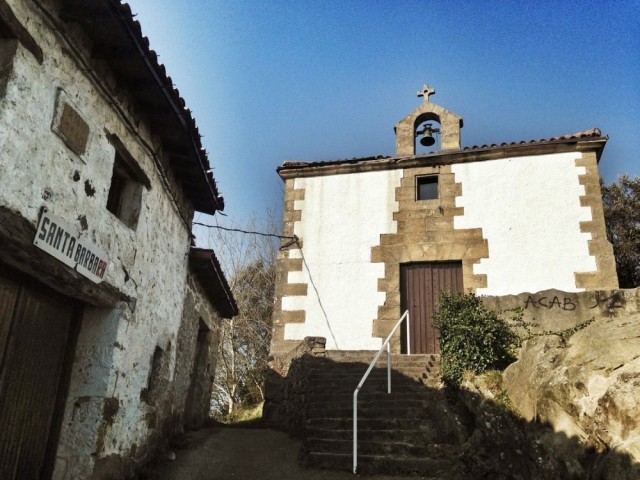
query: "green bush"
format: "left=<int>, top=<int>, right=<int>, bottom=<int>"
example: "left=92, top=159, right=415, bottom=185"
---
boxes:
left=433, top=292, right=518, bottom=387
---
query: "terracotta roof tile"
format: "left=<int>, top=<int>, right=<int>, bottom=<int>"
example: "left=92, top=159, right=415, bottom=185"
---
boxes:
left=279, top=129, right=605, bottom=171
left=281, top=155, right=391, bottom=169
left=462, top=128, right=602, bottom=152
left=61, top=1, right=223, bottom=213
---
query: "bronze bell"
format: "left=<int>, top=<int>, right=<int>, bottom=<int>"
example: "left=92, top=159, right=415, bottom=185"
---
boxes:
left=418, top=123, right=439, bottom=147
left=420, top=129, right=436, bottom=147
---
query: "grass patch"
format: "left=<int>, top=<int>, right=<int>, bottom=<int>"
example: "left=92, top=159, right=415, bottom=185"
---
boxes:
left=214, top=403, right=264, bottom=427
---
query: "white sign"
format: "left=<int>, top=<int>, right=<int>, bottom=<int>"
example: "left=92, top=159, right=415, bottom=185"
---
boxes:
left=33, top=208, right=109, bottom=284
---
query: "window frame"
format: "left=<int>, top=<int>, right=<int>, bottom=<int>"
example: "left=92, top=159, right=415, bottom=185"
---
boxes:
left=416, top=175, right=439, bottom=201
left=105, top=134, right=150, bottom=230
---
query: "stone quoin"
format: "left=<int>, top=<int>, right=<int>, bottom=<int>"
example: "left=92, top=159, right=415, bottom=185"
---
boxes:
left=0, top=1, right=237, bottom=479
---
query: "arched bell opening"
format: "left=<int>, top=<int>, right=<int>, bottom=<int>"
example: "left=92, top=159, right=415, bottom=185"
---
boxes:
left=414, top=113, right=442, bottom=154
left=394, top=85, right=463, bottom=156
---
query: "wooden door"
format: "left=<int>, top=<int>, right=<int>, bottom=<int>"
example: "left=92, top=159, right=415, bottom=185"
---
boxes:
left=0, top=270, right=80, bottom=480
left=400, top=262, right=462, bottom=354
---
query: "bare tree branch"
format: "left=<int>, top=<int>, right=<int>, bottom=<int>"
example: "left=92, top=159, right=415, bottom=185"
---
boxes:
left=208, top=212, right=278, bottom=417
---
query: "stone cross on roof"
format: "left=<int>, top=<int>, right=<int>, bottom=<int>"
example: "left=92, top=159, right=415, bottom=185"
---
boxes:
left=417, top=84, right=436, bottom=102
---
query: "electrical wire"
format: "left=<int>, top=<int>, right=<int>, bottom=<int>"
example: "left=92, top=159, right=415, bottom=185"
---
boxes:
left=192, top=222, right=297, bottom=242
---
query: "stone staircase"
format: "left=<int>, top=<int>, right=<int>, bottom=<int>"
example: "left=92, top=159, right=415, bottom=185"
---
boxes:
left=300, top=352, right=466, bottom=476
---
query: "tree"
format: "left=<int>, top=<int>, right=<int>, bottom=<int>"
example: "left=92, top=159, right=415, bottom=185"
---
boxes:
left=205, top=214, right=279, bottom=417
left=601, top=175, right=640, bottom=288
left=214, top=258, right=275, bottom=415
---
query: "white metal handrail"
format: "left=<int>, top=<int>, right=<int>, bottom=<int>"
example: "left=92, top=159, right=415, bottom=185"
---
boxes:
left=352, top=310, right=410, bottom=474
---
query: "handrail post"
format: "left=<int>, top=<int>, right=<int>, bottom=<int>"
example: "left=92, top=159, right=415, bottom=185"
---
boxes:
left=353, top=389, right=358, bottom=474
left=387, top=342, right=391, bottom=394
left=406, top=311, right=411, bottom=355
left=352, top=310, right=409, bottom=475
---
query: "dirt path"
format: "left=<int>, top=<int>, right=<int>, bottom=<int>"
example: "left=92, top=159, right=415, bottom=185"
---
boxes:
left=147, top=426, right=427, bottom=480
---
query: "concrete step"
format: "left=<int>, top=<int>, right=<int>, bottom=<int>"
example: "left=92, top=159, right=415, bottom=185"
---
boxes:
left=306, top=449, right=459, bottom=476
left=308, top=393, right=437, bottom=409
left=307, top=376, right=429, bottom=393
left=309, top=390, right=441, bottom=404
left=307, top=375, right=430, bottom=389
left=307, top=438, right=435, bottom=457
left=306, top=416, right=434, bottom=431
left=297, top=353, right=446, bottom=476
left=305, top=427, right=440, bottom=444
left=308, top=404, right=433, bottom=419
left=319, top=364, right=438, bottom=377
left=307, top=368, right=433, bottom=381
left=308, top=364, right=439, bottom=377
left=307, top=372, right=441, bottom=389
left=324, top=351, right=439, bottom=364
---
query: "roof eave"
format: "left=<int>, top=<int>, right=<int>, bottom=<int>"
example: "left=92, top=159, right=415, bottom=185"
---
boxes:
left=59, top=0, right=223, bottom=214
left=277, top=136, right=608, bottom=180
left=189, top=248, right=238, bottom=319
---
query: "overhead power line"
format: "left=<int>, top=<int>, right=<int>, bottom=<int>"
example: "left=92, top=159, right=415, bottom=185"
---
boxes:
left=192, top=222, right=298, bottom=243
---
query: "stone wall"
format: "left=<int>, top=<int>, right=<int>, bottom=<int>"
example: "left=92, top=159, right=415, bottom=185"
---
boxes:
left=482, top=288, right=640, bottom=335
left=263, top=336, right=326, bottom=433
left=0, top=1, right=219, bottom=478
left=174, top=271, right=222, bottom=431
left=270, top=178, right=304, bottom=355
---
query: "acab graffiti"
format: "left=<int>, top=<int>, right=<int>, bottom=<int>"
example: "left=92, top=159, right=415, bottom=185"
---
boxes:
left=523, top=291, right=625, bottom=311
left=524, top=295, right=576, bottom=311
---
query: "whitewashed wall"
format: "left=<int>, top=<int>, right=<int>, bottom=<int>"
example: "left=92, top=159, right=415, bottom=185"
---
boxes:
left=0, top=1, right=193, bottom=477
left=283, top=170, right=403, bottom=350
left=452, top=152, right=596, bottom=295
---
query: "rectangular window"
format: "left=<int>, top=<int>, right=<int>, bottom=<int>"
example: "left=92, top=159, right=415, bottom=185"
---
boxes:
left=416, top=175, right=438, bottom=201
left=106, top=134, right=151, bottom=230
left=107, top=151, right=143, bottom=229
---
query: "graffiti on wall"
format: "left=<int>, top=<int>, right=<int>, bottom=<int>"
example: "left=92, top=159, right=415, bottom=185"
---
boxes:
left=524, top=295, right=576, bottom=311
left=524, top=291, right=625, bottom=311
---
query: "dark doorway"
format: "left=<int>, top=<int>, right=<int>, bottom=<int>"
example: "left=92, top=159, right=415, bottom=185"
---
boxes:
left=400, top=261, right=463, bottom=354
left=185, top=319, right=210, bottom=428
left=0, top=268, right=81, bottom=480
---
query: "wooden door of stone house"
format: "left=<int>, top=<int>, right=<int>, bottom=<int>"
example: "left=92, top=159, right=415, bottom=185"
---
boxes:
left=0, top=269, right=80, bottom=480
left=400, top=262, right=463, bottom=354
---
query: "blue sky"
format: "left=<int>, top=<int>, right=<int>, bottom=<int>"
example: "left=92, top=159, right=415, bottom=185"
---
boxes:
left=127, top=0, right=639, bottom=235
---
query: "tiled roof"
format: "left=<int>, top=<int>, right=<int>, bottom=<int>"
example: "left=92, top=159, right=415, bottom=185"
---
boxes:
left=461, top=128, right=603, bottom=152
left=59, top=1, right=223, bottom=214
left=281, top=155, right=391, bottom=169
left=189, top=248, right=238, bottom=319
left=279, top=128, right=605, bottom=171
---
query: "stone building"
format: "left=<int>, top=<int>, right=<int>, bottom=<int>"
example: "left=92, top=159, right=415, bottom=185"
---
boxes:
left=270, top=85, right=617, bottom=357
left=0, top=1, right=236, bottom=479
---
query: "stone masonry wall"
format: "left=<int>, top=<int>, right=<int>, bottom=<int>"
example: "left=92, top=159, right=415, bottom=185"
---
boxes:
left=263, top=336, right=326, bottom=432
left=0, top=1, right=205, bottom=478
left=174, top=271, right=221, bottom=431
left=482, top=288, right=640, bottom=335
left=575, top=152, right=618, bottom=290
left=271, top=178, right=306, bottom=355
left=374, top=164, right=488, bottom=352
